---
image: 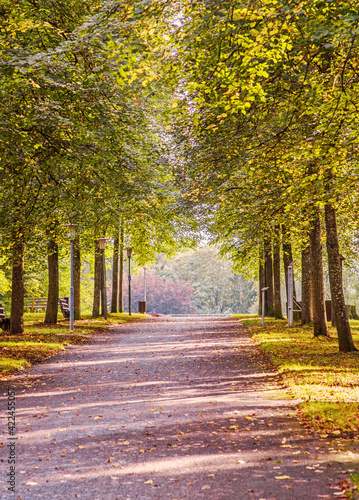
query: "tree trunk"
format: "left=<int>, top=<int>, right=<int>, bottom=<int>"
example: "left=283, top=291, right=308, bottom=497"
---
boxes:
left=310, top=207, right=328, bottom=337
left=73, top=237, right=81, bottom=320
left=301, top=245, right=312, bottom=325
left=258, top=251, right=265, bottom=315
left=92, top=240, right=101, bottom=318
left=119, top=225, right=124, bottom=313
left=273, top=226, right=283, bottom=319
left=325, top=203, right=356, bottom=351
left=10, top=239, right=24, bottom=334
left=45, top=239, right=59, bottom=324
left=282, top=225, right=297, bottom=318
left=111, top=236, right=119, bottom=313
left=264, top=237, right=274, bottom=317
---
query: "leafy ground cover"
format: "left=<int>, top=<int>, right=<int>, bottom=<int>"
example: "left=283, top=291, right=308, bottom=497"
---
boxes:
left=0, top=312, right=146, bottom=378
left=238, top=316, right=359, bottom=437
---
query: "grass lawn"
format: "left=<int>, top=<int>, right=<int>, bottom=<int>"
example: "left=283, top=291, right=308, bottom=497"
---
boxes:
left=236, top=316, right=359, bottom=437
left=0, top=312, right=147, bottom=378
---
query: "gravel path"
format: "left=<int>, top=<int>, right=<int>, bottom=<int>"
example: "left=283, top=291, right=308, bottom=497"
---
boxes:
left=1, top=317, right=358, bottom=499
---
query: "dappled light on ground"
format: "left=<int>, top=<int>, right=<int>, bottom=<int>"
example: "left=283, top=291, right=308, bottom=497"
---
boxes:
left=1, top=318, right=358, bottom=499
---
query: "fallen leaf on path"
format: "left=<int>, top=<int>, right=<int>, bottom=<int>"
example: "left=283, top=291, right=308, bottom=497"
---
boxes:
left=144, top=479, right=153, bottom=484
left=26, top=481, right=38, bottom=486
left=275, top=476, right=291, bottom=480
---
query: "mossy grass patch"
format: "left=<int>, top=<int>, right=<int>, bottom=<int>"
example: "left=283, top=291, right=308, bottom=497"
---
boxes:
left=236, top=316, right=359, bottom=436
left=0, top=312, right=147, bottom=378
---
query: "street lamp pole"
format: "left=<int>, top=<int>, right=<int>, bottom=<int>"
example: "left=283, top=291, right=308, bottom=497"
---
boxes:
left=127, top=248, right=132, bottom=315
left=287, top=260, right=296, bottom=327
left=99, top=238, right=108, bottom=319
left=66, top=224, right=76, bottom=331
left=144, top=265, right=147, bottom=302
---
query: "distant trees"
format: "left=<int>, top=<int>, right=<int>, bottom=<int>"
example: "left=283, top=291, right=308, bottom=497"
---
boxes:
left=153, top=247, right=257, bottom=314
left=124, top=270, right=196, bottom=315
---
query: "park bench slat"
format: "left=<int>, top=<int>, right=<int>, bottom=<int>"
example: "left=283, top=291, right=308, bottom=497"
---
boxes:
left=25, top=297, right=70, bottom=318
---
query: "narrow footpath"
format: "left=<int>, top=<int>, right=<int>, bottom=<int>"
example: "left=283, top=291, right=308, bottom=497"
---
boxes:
left=1, top=318, right=358, bottom=499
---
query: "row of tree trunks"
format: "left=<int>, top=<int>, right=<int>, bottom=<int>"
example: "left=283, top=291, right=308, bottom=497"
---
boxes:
left=259, top=232, right=284, bottom=319
left=9, top=229, right=126, bottom=332
left=325, top=203, right=357, bottom=351
left=258, top=205, right=356, bottom=351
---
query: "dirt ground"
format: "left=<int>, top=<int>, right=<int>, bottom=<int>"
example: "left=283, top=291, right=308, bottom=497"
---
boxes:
left=1, top=317, right=358, bottom=499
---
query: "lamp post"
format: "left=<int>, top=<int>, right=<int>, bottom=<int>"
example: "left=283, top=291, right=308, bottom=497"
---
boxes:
left=287, top=260, right=296, bottom=326
left=66, top=224, right=76, bottom=331
left=144, top=265, right=147, bottom=302
left=127, top=248, right=132, bottom=315
left=99, top=238, right=108, bottom=319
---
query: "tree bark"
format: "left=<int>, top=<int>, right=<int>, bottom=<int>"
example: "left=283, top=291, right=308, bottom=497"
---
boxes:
left=45, top=239, right=59, bottom=324
left=325, top=203, right=356, bottom=351
left=301, top=245, right=313, bottom=325
left=111, top=236, right=119, bottom=313
left=310, top=207, right=328, bottom=337
left=118, top=225, right=124, bottom=313
left=92, top=240, right=101, bottom=318
left=273, top=226, right=283, bottom=319
left=264, top=237, right=274, bottom=317
left=73, top=237, right=81, bottom=320
left=10, top=239, right=24, bottom=334
left=282, top=225, right=297, bottom=318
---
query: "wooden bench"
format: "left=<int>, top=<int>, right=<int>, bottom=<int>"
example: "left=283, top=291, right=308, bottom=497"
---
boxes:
left=58, top=297, right=70, bottom=319
left=25, top=297, right=48, bottom=311
left=0, top=302, right=10, bottom=331
left=25, top=297, right=70, bottom=319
